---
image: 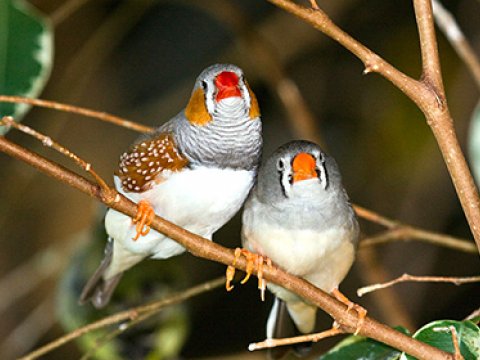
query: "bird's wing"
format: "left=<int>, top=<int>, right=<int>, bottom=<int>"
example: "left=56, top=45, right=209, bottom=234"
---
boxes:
left=116, top=132, right=189, bottom=193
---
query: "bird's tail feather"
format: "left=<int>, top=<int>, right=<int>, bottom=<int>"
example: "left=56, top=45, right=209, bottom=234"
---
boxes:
left=266, top=297, right=313, bottom=360
left=79, top=240, right=123, bottom=309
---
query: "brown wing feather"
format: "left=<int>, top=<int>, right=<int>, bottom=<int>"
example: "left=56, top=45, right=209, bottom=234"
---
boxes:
left=116, top=133, right=189, bottom=193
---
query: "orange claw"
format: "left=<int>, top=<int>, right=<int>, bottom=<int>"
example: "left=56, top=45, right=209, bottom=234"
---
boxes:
left=132, top=200, right=155, bottom=241
left=225, top=248, right=273, bottom=301
left=331, top=288, right=367, bottom=335
left=226, top=248, right=242, bottom=291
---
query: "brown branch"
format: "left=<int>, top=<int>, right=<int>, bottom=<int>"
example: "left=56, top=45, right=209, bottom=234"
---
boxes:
left=266, top=0, right=480, bottom=255
left=414, top=0, right=445, bottom=96
left=432, top=0, right=480, bottom=89
left=0, top=96, right=153, bottom=133
left=18, top=277, right=225, bottom=360
left=0, top=140, right=454, bottom=360
left=266, top=0, right=425, bottom=105
left=357, top=273, right=480, bottom=297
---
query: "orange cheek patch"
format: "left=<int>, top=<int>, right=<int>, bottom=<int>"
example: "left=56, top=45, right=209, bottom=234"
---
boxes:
left=185, top=88, right=212, bottom=126
left=247, top=83, right=260, bottom=119
left=292, top=153, right=318, bottom=183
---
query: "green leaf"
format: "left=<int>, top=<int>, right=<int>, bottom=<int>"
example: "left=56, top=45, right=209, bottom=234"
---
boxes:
left=0, top=0, right=53, bottom=134
left=467, top=315, right=480, bottom=326
left=468, top=100, right=480, bottom=184
left=401, top=320, right=480, bottom=360
left=317, top=326, right=409, bottom=360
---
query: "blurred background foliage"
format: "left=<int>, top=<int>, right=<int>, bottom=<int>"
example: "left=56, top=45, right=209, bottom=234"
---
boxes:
left=0, top=0, right=479, bottom=359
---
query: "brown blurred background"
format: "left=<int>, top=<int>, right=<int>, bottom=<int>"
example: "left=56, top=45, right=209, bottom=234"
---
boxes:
left=0, top=0, right=479, bottom=359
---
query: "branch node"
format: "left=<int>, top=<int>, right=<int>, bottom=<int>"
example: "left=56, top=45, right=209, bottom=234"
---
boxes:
left=363, top=55, right=382, bottom=75
left=309, top=0, right=320, bottom=10
left=128, top=310, right=139, bottom=320
left=420, top=75, right=447, bottom=112
left=101, top=188, right=119, bottom=206
left=0, top=115, right=14, bottom=130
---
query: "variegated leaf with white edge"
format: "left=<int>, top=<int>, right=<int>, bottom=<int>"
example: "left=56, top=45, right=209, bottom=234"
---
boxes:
left=0, top=0, right=53, bottom=134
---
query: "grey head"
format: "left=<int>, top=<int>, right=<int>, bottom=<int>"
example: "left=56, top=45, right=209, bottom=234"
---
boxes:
left=251, top=140, right=358, bottom=234
left=255, top=140, right=346, bottom=204
left=172, top=63, right=262, bottom=170
left=192, top=64, right=257, bottom=118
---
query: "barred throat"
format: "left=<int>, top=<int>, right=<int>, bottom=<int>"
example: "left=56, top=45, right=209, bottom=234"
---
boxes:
left=175, top=98, right=262, bottom=170
left=214, top=97, right=249, bottom=119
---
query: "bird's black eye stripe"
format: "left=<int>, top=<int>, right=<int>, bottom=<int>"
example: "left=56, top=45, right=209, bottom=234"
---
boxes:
left=276, top=157, right=290, bottom=197
left=288, top=174, right=293, bottom=184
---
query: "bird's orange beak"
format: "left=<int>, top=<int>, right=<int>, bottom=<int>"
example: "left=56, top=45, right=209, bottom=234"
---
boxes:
left=292, top=152, right=318, bottom=183
left=215, top=71, right=241, bottom=101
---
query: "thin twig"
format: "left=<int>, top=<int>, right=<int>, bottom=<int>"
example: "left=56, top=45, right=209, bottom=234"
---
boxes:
left=266, top=0, right=480, bottom=256
left=357, top=273, right=480, bottom=297
left=0, top=138, right=453, bottom=360
left=359, top=227, right=477, bottom=254
left=465, top=307, right=480, bottom=322
left=415, top=0, right=446, bottom=97
left=1, top=116, right=110, bottom=192
left=18, top=277, right=225, bottom=360
left=448, top=326, right=464, bottom=360
left=353, top=204, right=399, bottom=228
left=354, top=205, right=476, bottom=254
left=249, top=327, right=343, bottom=351
left=79, top=311, right=153, bottom=360
left=432, top=0, right=480, bottom=89
left=0, top=96, right=152, bottom=133
left=357, top=248, right=416, bottom=330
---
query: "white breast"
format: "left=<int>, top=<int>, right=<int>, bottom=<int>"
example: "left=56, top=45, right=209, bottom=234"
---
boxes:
left=243, top=218, right=356, bottom=293
left=106, top=167, right=254, bottom=258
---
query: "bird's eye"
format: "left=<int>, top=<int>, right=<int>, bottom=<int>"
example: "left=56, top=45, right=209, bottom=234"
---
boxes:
left=276, top=158, right=286, bottom=171
left=201, top=80, right=208, bottom=90
left=318, top=153, right=324, bottom=163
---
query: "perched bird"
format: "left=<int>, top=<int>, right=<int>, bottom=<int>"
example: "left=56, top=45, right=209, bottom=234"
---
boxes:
left=80, top=64, right=262, bottom=308
left=240, top=140, right=360, bottom=357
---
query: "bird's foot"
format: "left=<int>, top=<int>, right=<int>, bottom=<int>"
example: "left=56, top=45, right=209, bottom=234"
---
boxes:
left=225, top=248, right=272, bottom=301
left=331, top=288, right=367, bottom=335
left=131, top=200, right=155, bottom=241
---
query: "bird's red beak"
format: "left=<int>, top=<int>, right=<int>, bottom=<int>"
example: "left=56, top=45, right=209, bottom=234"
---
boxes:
left=215, top=71, right=242, bottom=101
left=292, top=153, right=318, bottom=183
